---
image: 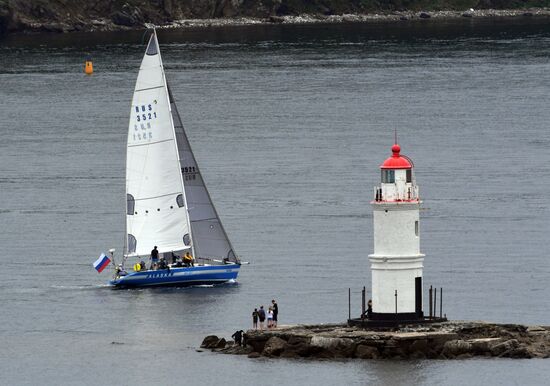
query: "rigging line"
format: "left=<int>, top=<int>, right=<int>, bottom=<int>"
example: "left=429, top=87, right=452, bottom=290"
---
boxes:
left=135, top=85, right=164, bottom=93
left=134, top=192, right=183, bottom=201
left=128, top=138, right=173, bottom=148
left=141, top=29, right=151, bottom=46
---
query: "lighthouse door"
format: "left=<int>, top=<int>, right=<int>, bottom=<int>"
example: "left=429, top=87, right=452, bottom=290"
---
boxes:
left=415, top=277, right=422, bottom=317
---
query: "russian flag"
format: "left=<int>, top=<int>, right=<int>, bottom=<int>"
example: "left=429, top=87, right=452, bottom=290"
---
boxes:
left=93, top=253, right=111, bottom=273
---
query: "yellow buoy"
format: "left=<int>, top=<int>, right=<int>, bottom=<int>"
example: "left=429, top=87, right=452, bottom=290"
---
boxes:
left=85, top=56, right=93, bottom=75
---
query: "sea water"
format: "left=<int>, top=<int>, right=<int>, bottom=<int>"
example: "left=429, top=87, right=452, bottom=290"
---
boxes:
left=0, top=19, right=549, bottom=385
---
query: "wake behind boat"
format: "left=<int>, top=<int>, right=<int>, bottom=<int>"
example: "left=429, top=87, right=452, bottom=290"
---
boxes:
left=106, top=30, right=241, bottom=288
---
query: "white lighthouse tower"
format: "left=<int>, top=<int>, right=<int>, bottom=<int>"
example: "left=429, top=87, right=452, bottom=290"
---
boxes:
left=369, top=142, right=424, bottom=320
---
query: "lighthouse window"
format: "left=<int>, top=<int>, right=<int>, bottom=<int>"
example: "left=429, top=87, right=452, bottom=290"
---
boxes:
left=406, top=169, right=412, bottom=183
left=382, top=170, right=395, bottom=183
left=415, top=221, right=419, bottom=236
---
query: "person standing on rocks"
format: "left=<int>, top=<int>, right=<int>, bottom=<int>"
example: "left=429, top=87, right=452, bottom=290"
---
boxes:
left=232, top=330, right=244, bottom=346
left=367, top=299, right=372, bottom=319
left=252, top=308, right=259, bottom=330
left=258, top=306, right=266, bottom=330
left=272, top=299, right=278, bottom=328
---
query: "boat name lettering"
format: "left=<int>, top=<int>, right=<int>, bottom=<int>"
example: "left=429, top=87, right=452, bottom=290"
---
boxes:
left=146, top=272, right=175, bottom=279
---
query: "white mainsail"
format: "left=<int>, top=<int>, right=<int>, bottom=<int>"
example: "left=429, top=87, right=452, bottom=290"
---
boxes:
left=125, top=30, right=238, bottom=263
left=126, top=31, right=190, bottom=257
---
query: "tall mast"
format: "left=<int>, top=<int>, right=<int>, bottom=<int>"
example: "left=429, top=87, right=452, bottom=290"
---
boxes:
left=153, top=29, right=196, bottom=259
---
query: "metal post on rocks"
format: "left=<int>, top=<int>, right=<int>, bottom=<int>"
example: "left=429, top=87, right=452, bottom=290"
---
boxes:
left=348, top=288, right=351, bottom=321
left=394, top=290, right=398, bottom=316
left=361, top=286, right=366, bottom=319
left=433, top=287, right=437, bottom=319
left=429, top=285, right=433, bottom=319
left=440, top=288, right=443, bottom=319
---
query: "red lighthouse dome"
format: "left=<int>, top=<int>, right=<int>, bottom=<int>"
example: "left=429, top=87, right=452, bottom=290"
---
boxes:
left=380, top=143, right=413, bottom=169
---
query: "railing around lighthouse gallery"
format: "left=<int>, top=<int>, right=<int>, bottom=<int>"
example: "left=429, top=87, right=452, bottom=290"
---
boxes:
left=347, top=284, right=446, bottom=325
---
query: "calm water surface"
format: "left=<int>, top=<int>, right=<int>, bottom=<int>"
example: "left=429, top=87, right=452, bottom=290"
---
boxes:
left=1, top=19, right=549, bottom=385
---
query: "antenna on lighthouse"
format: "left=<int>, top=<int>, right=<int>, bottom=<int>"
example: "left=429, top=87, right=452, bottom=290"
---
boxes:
left=394, top=128, right=398, bottom=144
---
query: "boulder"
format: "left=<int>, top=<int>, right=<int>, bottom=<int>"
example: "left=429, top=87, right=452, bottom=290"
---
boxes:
left=355, top=344, right=379, bottom=359
left=223, top=344, right=253, bottom=355
left=490, top=339, right=519, bottom=356
left=409, top=338, right=428, bottom=352
left=469, top=338, right=500, bottom=355
left=442, top=340, right=472, bottom=357
left=262, top=336, right=287, bottom=357
left=216, top=338, right=227, bottom=348
left=501, top=346, right=533, bottom=359
left=428, top=333, right=459, bottom=352
left=201, top=335, right=220, bottom=349
left=248, top=351, right=261, bottom=358
left=419, top=12, right=431, bottom=19
left=310, top=336, right=355, bottom=357
left=294, top=342, right=323, bottom=357
left=526, top=326, right=546, bottom=335
left=111, top=3, right=143, bottom=27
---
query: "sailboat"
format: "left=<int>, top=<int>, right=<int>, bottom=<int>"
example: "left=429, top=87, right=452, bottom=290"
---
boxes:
left=110, top=30, right=241, bottom=288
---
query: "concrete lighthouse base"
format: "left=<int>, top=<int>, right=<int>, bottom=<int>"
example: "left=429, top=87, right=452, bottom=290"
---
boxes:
left=348, top=314, right=447, bottom=328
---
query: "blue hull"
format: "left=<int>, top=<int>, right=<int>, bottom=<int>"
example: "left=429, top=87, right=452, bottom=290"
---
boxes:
left=110, top=264, right=240, bottom=288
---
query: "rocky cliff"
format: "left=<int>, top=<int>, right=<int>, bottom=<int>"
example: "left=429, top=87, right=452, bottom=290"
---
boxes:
left=1, top=0, right=549, bottom=35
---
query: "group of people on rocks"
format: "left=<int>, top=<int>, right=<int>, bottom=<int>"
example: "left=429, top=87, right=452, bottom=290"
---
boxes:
left=133, top=246, right=195, bottom=272
left=252, top=300, right=278, bottom=330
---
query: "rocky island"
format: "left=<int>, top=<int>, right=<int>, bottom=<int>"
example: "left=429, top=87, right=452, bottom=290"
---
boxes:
left=200, top=321, right=550, bottom=360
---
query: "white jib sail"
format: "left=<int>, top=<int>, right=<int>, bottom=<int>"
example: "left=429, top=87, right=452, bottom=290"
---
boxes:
left=125, top=31, right=190, bottom=257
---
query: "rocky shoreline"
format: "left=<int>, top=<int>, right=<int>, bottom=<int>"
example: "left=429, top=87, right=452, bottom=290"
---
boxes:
left=200, top=321, right=550, bottom=360
left=1, top=6, right=549, bottom=35
left=158, top=9, right=550, bottom=30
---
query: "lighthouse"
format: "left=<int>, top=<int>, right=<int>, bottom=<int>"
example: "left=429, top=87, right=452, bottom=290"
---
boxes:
left=369, top=143, right=424, bottom=321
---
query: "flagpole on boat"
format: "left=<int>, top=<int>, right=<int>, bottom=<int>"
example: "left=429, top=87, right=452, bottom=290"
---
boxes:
left=109, top=248, right=117, bottom=269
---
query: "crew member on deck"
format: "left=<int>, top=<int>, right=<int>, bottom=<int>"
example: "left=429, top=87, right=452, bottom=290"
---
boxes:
left=184, top=252, right=194, bottom=267
left=115, top=264, right=127, bottom=277
left=151, top=246, right=159, bottom=269
left=159, top=258, right=167, bottom=270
